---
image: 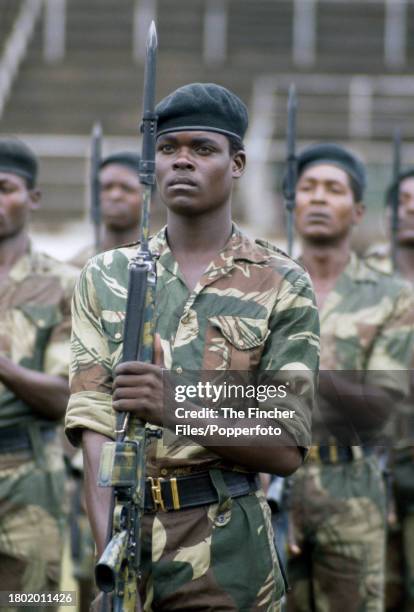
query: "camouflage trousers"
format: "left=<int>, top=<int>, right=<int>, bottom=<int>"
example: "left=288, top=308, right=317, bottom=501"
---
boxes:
left=287, top=456, right=386, bottom=612
left=138, top=487, right=284, bottom=611
left=386, top=512, right=414, bottom=612
left=0, top=431, right=66, bottom=612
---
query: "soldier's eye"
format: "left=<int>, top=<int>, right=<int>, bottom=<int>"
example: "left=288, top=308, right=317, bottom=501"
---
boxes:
left=159, top=144, right=174, bottom=153
left=197, top=146, right=213, bottom=154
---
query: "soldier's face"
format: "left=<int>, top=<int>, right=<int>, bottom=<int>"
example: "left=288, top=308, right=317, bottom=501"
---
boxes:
left=0, top=172, right=39, bottom=240
left=155, top=131, right=245, bottom=216
left=396, top=176, right=414, bottom=245
left=295, top=164, right=364, bottom=243
left=100, top=164, right=143, bottom=231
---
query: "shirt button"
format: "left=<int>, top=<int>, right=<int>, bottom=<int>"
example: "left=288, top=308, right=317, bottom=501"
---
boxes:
left=238, top=340, right=244, bottom=347
left=115, top=332, right=122, bottom=340
left=160, top=468, right=168, bottom=476
left=176, top=366, right=183, bottom=374
left=38, top=319, right=45, bottom=327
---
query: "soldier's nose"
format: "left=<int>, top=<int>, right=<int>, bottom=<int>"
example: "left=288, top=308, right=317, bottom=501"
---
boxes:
left=172, top=157, right=195, bottom=170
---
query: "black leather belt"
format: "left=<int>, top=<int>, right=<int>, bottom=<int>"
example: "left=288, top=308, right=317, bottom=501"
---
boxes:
left=144, top=470, right=259, bottom=512
left=0, top=425, right=56, bottom=453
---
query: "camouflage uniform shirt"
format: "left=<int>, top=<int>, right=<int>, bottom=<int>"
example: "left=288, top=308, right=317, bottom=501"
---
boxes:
left=0, top=245, right=78, bottom=428
left=288, top=252, right=414, bottom=612
left=66, top=226, right=320, bottom=474
left=0, top=246, right=78, bottom=597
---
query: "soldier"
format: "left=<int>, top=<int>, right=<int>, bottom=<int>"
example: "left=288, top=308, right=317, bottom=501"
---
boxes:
left=70, top=151, right=143, bottom=268
left=366, top=168, right=414, bottom=611
left=65, top=83, right=320, bottom=610
left=68, top=150, right=142, bottom=612
left=0, top=138, right=78, bottom=601
left=366, top=168, right=414, bottom=282
left=286, top=143, right=414, bottom=612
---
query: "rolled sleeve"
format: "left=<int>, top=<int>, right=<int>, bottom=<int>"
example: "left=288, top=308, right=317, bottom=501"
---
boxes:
left=65, top=262, right=114, bottom=445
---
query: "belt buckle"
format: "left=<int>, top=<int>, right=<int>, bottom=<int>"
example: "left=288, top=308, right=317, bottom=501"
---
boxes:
left=149, top=477, right=166, bottom=511
left=148, top=476, right=181, bottom=511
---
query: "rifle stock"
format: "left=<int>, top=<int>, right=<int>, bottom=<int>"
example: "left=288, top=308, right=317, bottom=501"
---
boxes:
left=95, top=22, right=158, bottom=612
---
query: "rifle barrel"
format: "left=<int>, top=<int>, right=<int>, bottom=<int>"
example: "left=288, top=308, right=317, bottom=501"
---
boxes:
left=90, top=122, right=103, bottom=252
left=285, top=84, right=297, bottom=257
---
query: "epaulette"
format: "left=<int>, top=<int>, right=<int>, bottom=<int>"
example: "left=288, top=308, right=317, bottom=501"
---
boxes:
left=255, top=239, right=293, bottom=261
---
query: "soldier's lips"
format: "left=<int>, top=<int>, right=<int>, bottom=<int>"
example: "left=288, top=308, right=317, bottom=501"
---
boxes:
left=167, top=177, right=198, bottom=189
left=305, top=213, right=331, bottom=224
left=167, top=184, right=198, bottom=194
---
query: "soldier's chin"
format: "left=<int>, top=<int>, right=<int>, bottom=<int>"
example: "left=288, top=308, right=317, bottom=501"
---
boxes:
left=398, top=231, right=414, bottom=246
left=164, top=198, right=214, bottom=217
left=301, top=227, right=337, bottom=243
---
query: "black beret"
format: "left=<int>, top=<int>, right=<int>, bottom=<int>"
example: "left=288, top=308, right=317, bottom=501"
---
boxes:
left=385, top=167, right=414, bottom=206
left=297, top=143, right=366, bottom=201
left=0, top=138, right=38, bottom=187
left=156, top=83, right=248, bottom=141
left=100, top=151, right=141, bottom=175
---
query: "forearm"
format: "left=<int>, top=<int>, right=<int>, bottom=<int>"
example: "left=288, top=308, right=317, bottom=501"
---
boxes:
left=82, top=430, right=113, bottom=558
left=319, top=371, right=393, bottom=430
left=206, top=442, right=303, bottom=476
left=0, top=355, right=69, bottom=420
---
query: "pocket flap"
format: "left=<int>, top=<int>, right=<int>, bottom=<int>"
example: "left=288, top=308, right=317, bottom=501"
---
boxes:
left=208, top=316, right=269, bottom=350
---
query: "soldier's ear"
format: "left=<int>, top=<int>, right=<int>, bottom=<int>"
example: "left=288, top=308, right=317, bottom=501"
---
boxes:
left=232, top=151, right=246, bottom=179
left=28, top=188, right=41, bottom=211
left=352, top=201, right=365, bottom=225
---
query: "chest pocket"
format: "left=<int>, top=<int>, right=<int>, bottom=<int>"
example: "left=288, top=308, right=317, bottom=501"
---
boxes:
left=17, top=304, right=62, bottom=371
left=204, top=316, right=270, bottom=370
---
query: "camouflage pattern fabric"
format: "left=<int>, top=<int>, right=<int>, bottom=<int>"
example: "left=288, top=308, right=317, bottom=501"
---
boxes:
left=287, top=252, right=414, bottom=612
left=67, top=242, right=98, bottom=602
left=0, top=247, right=78, bottom=605
left=65, top=225, right=320, bottom=609
left=364, top=245, right=414, bottom=611
left=0, top=437, right=66, bottom=601
left=139, top=489, right=283, bottom=611
left=0, top=246, right=78, bottom=428
left=364, top=243, right=393, bottom=276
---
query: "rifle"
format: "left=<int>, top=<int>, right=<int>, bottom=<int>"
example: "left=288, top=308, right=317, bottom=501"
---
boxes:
left=91, top=122, right=103, bottom=253
left=391, top=127, right=401, bottom=272
left=283, top=84, right=297, bottom=257
left=95, top=22, right=158, bottom=612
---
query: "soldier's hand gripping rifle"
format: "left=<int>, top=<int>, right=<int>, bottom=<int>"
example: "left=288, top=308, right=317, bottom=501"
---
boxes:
left=91, top=122, right=103, bottom=253
left=391, top=127, right=401, bottom=272
left=283, top=84, right=297, bottom=258
left=94, top=22, right=158, bottom=612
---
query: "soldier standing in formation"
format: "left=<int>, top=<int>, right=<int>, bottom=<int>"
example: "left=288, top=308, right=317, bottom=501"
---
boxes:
left=70, top=151, right=143, bottom=268
left=65, top=83, right=320, bottom=610
left=286, top=143, right=414, bottom=612
left=366, top=168, right=414, bottom=611
left=0, top=138, right=78, bottom=604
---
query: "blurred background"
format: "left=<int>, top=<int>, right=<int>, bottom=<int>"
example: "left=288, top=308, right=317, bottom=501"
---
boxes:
left=0, top=0, right=414, bottom=258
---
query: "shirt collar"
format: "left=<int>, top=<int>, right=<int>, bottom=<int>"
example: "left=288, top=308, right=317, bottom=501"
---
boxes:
left=149, top=224, right=271, bottom=278
left=8, top=240, right=34, bottom=283
left=343, top=251, right=379, bottom=284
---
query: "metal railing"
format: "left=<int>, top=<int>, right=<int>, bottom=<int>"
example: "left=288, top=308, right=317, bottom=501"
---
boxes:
left=0, top=0, right=43, bottom=118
